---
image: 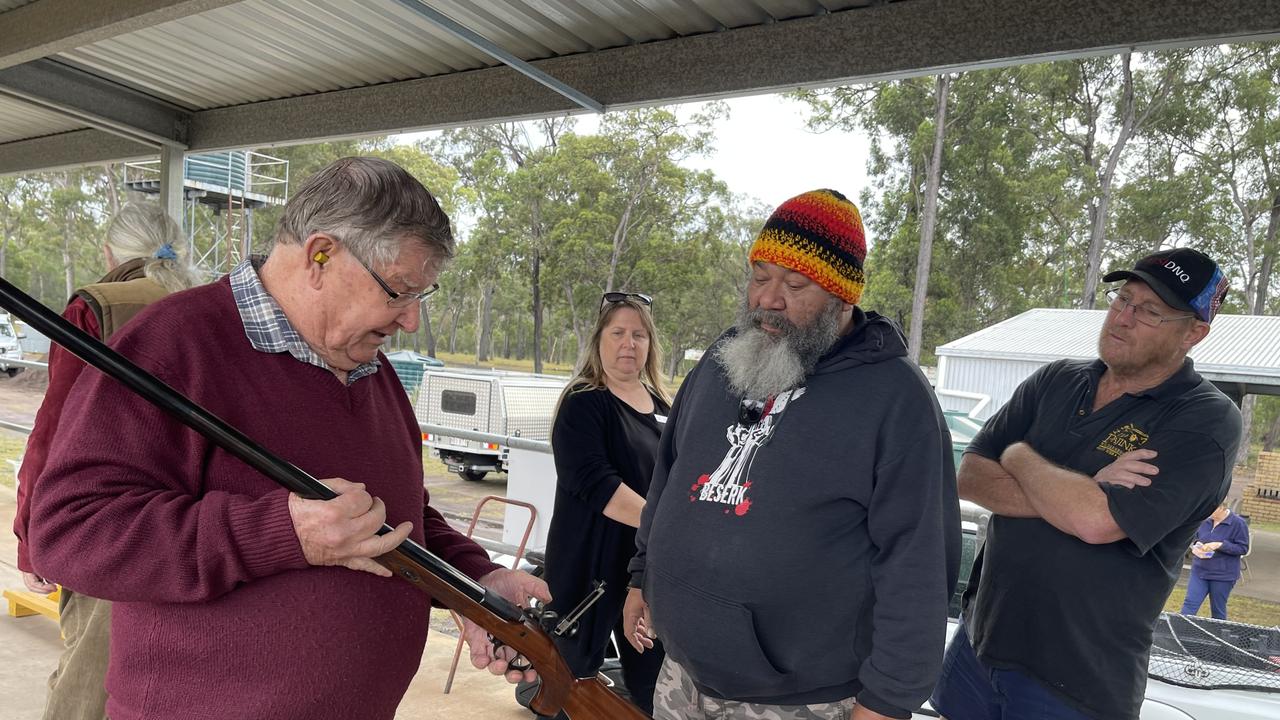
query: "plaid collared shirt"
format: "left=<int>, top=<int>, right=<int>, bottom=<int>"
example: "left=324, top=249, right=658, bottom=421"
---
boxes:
left=230, top=256, right=380, bottom=385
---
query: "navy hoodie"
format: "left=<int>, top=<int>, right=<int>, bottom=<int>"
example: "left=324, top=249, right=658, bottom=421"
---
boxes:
left=630, top=310, right=960, bottom=718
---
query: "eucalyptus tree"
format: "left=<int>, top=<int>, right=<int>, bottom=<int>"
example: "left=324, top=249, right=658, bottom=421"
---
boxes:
left=796, top=69, right=1055, bottom=362
left=1140, top=44, right=1280, bottom=464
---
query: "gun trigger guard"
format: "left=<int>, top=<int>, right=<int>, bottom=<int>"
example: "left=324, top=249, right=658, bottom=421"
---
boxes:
left=490, top=636, right=533, bottom=673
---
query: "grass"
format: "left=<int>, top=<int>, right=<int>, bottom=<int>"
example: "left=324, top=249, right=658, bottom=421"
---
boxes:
left=0, top=431, right=25, bottom=489
left=431, top=350, right=575, bottom=376
left=422, top=450, right=448, bottom=479
left=1246, top=519, right=1280, bottom=534
left=1163, top=585, right=1280, bottom=627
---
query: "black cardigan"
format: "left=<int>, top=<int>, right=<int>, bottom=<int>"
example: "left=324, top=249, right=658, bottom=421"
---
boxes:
left=543, top=385, right=669, bottom=675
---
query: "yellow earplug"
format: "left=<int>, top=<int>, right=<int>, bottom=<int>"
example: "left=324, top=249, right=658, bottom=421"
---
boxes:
left=313, top=251, right=329, bottom=264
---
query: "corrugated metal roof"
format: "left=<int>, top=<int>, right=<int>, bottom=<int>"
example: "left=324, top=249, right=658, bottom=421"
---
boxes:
left=0, top=95, right=84, bottom=144
left=53, top=0, right=871, bottom=110
left=937, top=308, right=1280, bottom=381
left=57, top=0, right=490, bottom=110
left=5, top=0, right=1274, bottom=176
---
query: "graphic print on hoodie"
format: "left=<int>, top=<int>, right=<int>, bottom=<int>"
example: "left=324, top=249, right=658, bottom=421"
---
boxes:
left=689, top=388, right=806, bottom=516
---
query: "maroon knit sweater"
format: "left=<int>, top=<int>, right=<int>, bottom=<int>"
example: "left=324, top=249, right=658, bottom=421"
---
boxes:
left=30, top=277, right=499, bottom=720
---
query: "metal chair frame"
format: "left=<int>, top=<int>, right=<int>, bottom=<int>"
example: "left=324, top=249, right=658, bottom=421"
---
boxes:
left=442, top=495, right=538, bottom=694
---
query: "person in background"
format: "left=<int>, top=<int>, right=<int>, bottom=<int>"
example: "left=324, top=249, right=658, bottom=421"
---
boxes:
left=540, top=290, right=671, bottom=715
left=1180, top=503, right=1250, bottom=620
left=14, top=201, right=200, bottom=720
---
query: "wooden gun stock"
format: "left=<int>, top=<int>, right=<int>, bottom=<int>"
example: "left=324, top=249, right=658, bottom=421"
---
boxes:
left=376, top=552, right=650, bottom=719
left=0, top=276, right=650, bottom=720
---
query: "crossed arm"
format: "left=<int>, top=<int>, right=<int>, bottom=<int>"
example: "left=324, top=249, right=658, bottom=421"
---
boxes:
left=958, top=444, right=1158, bottom=544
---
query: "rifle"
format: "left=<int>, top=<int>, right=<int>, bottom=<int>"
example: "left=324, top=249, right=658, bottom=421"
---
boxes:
left=0, top=276, right=649, bottom=720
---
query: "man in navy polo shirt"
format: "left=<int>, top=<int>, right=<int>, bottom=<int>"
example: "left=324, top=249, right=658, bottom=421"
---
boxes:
left=932, top=248, right=1241, bottom=720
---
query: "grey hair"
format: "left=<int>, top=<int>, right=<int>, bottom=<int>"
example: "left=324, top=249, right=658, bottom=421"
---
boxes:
left=715, top=295, right=844, bottom=401
left=103, top=202, right=199, bottom=293
left=274, top=156, right=455, bottom=269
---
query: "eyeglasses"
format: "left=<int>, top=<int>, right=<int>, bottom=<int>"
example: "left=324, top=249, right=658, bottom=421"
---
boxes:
left=1104, top=289, right=1194, bottom=327
left=356, top=256, right=439, bottom=308
left=600, top=291, right=653, bottom=311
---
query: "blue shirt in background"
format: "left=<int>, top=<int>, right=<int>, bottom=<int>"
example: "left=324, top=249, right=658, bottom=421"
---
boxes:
left=1191, top=512, right=1251, bottom=582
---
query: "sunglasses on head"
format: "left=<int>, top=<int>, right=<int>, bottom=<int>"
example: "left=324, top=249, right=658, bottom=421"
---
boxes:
left=600, top=291, right=653, bottom=311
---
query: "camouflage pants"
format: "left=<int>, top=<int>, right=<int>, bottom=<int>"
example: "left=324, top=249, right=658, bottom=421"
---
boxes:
left=653, top=658, right=856, bottom=720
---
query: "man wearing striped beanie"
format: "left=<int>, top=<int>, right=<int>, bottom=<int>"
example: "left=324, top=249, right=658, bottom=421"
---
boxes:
left=625, top=189, right=960, bottom=720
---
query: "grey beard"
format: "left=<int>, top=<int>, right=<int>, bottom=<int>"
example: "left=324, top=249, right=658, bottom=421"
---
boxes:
left=715, top=298, right=843, bottom=402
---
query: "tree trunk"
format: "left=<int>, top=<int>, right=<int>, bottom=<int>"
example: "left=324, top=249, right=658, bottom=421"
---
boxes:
left=549, top=334, right=561, bottom=367
left=531, top=252, right=544, bottom=374
left=667, top=340, right=683, bottom=382
left=1237, top=395, right=1256, bottom=467
left=564, top=280, right=585, bottom=354
left=1263, top=410, right=1280, bottom=453
left=0, top=211, right=11, bottom=278
left=1080, top=54, right=1137, bottom=309
left=448, top=304, right=461, bottom=354
left=106, top=164, right=122, bottom=218
left=1254, top=193, right=1279, bottom=314
left=605, top=163, right=658, bottom=293
left=476, top=283, right=494, bottom=362
left=908, top=73, right=950, bottom=364
left=421, top=305, right=436, bottom=356
left=62, top=229, right=75, bottom=298
left=1235, top=195, right=1280, bottom=467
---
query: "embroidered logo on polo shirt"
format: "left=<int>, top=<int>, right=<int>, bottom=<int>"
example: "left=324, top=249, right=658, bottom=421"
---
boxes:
left=1097, top=423, right=1151, bottom=458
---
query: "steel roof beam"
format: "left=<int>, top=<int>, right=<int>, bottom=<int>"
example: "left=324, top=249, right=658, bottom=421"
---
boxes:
left=0, top=0, right=242, bottom=70
left=3, top=0, right=1280, bottom=173
left=188, top=0, right=1280, bottom=150
left=390, top=0, right=604, bottom=114
left=0, top=59, right=190, bottom=148
left=0, top=129, right=153, bottom=176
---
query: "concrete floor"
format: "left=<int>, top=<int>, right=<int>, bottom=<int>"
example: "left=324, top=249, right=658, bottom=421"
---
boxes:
left=0, top=485, right=533, bottom=720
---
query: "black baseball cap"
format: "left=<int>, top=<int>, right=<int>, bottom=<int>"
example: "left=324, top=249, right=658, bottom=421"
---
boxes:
left=1102, top=248, right=1228, bottom=323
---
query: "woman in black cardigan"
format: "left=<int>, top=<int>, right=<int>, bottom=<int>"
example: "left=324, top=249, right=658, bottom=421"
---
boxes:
left=544, top=291, right=671, bottom=715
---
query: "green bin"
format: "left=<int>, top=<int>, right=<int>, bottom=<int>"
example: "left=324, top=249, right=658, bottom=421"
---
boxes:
left=384, top=350, right=444, bottom=396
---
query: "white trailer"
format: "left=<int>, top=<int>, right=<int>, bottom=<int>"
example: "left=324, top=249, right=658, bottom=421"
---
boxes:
left=0, top=313, right=25, bottom=377
left=413, top=368, right=567, bottom=481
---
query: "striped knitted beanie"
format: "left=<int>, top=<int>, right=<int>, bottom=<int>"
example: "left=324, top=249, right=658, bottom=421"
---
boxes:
left=747, top=189, right=867, bottom=305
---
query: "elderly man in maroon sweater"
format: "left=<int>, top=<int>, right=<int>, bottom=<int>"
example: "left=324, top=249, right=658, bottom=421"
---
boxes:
left=28, top=157, right=548, bottom=720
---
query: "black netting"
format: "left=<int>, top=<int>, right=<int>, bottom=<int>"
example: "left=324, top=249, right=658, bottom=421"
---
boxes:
left=1149, top=612, right=1280, bottom=692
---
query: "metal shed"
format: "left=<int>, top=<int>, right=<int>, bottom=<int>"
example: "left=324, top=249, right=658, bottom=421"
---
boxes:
left=935, top=309, right=1280, bottom=419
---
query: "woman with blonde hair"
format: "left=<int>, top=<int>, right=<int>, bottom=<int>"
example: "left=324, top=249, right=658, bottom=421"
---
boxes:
left=15, top=200, right=198, bottom=720
left=541, top=291, right=671, bottom=715
left=99, top=200, right=201, bottom=293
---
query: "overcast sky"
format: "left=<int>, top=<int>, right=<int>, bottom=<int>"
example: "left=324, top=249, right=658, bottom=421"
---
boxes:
left=578, top=93, right=872, bottom=208
left=694, top=94, right=873, bottom=207
left=398, top=90, right=873, bottom=217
